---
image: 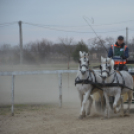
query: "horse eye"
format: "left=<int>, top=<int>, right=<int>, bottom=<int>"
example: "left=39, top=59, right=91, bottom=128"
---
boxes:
left=78, top=60, right=81, bottom=64
left=108, top=65, right=111, bottom=69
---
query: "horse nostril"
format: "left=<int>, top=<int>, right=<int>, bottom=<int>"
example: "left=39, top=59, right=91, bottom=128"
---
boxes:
left=81, top=71, right=86, bottom=74
left=100, top=75, right=106, bottom=79
left=102, top=76, right=106, bottom=79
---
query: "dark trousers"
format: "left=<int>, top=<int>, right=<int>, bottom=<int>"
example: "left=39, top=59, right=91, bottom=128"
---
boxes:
left=114, top=64, right=128, bottom=71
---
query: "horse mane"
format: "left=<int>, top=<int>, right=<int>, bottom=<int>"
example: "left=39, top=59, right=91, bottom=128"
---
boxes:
left=108, top=58, right=114, bottom=70
left=101, top=56, right=114, bottom=70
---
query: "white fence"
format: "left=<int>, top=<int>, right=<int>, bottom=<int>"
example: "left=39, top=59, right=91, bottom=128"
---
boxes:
left=0, top=70, right=77, bottom=116
left=0, top=69, right=133, bottom=116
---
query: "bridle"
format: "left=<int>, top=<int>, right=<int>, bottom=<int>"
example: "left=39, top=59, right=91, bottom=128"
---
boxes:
left=79, top=55, right=89, bottom=72
left=100, top=58, right=113, bottom=77
left=80, top=64, right=89, bottom=71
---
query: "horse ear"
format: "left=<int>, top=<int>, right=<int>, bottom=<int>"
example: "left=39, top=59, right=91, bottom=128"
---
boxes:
left=79, top=51, right=83, bottom=57
left=100, top=65, right=102, bottom=70
left=107, top=57, right=112, bottom=62
left=111, top=59, right=114, bottom=67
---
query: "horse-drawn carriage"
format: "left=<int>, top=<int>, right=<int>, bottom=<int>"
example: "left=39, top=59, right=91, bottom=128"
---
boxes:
left=75, top=51, right=134, bottom=118
left=95, top=68, right=134, bottom=110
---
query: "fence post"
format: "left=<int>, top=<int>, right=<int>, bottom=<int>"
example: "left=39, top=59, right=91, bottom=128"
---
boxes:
left=11, top=75, right=15, bottom=116
left=58, top=73, right=62, bottom=108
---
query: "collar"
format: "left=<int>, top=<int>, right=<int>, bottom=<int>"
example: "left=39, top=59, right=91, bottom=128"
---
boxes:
left=115, top=42, right=125, bottom=48
left=103, top=70, right=115, bottom=84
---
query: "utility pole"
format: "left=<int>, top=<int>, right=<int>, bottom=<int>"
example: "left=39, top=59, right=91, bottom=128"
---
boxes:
left=126, top=27, right=128, bottom=46
left=18, top=21, right=23, bottom=64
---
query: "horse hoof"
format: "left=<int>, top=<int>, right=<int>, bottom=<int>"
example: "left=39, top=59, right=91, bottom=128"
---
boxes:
left=120, top=111, right=125, bottom=117
left=125, top=110, right=130, bottom=116
left=78, top=115, right=86, bottom=119
left=87, top=112, right=90, bottom=116
left=125, top=114, right=130, bottom=116
left=125, top=113, right=130, bottom=116
left=102, top=116, right=108, bottom=120
left=114, top=108, right=117, bottom=114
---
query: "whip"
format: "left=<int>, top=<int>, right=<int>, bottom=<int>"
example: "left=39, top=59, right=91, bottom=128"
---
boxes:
left=83, top=16, right=108, bottom=54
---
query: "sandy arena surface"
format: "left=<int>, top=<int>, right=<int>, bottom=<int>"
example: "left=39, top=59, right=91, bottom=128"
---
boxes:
left=0, top=64, right=134, bottom=134
left=1, top=104, right=134, bottom=134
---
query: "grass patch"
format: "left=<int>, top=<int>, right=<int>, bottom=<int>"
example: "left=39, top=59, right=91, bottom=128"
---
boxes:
left=0, top=107, right=11, bottom=115
left=0, top=63, right=101, bottom=72
left=0, top=103, right=58, bottom=115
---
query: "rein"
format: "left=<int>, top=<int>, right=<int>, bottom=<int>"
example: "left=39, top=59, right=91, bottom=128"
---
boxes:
left=75, top=69, right=94, bottom=86
left=76, top=57, right=133, bottom=91
left=75, top=69, right=134, bottom=91
left=100, top=70, right=134, bottom=91
left=79, top=64, right=89, bottom=71
left=75, top=69, right=103, bottom=91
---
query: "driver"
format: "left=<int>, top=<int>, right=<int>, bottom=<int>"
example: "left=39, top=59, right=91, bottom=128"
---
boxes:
left=108, top=36, right=129, bottom=71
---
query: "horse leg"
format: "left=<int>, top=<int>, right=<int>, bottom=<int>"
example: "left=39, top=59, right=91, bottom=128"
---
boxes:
left=103, top=92, right=111, bottom=118
left=78, top=91, right=83, bottom=107
left=120, top=96, right=125, bottom=116
left=87, top=94, right=93, bottom=115
left=113, top=93, right=121, bottom=113
left=80, top=90, right=91, bottom=119
left=100, top=92, right=105, bottom=114
left=125, top=91, right=133, bottom=115
left=78, top=91, right=85, bottom=119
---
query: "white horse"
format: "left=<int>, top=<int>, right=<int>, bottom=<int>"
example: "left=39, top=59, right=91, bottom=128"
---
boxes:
left=76, top=51, right=103, bottom=118
left=100, top=56, right=134, bottom=118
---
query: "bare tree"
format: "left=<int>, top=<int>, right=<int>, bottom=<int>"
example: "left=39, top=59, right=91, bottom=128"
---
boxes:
left=58, top=37, right=74, bottom=69
left=105, top=37, right=115, bottom=46
left=88, top=37, right=106, bottom=48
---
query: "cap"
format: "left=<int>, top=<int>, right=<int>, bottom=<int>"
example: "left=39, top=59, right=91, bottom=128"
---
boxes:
left=118, top=36, right=124, bottom=40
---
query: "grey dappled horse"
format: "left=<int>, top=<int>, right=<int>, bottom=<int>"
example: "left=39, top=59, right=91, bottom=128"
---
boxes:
left=76, top=51, right=103, bottom=119
left=100, top=56, right=134, bottom=118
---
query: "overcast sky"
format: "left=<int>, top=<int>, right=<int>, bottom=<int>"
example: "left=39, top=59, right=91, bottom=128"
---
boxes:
left=0, top=0, right=134, bottom=45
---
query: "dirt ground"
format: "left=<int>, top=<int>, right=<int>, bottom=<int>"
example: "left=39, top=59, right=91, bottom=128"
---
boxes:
left=1, top=104, right=134, bottom=134
left=0, top=64, right=134, bottom=134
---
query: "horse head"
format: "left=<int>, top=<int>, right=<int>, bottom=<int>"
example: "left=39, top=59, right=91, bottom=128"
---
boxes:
left=79, top=51, right=89, bottom=75
left=100, top=56, right=114, bottom=79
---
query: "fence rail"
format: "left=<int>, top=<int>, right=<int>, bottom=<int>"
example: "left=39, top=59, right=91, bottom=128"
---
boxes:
left=0, top=69, right=133, bottom=116
left=0, top=70, right=77, bottom=116
left=0, top=70, right=77, bottom=76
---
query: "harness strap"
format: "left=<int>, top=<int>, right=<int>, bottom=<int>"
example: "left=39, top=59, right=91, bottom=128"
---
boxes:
left=116, top=71, right=125, bottom=85
left=75, top=69, right=103, bottom=91
left=111, top=72, right=116, bottom=83
left=115, top=70, right=125, bottom=90
left=89, top=69, right=97, bottom=83
left=115, top=72, right=119, bottom=84
left=89, top=70, right=93, bottom=82
left=75, top=78, right=133, bottom=91
left=75, top=70, right=133, bottom=91
left=75, top=76, right=91, bottom=86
